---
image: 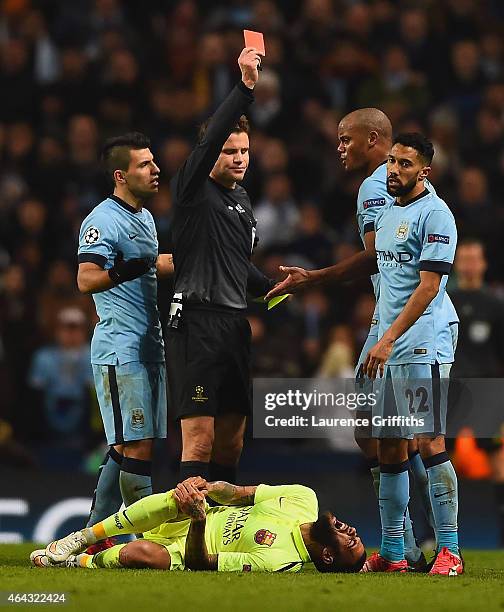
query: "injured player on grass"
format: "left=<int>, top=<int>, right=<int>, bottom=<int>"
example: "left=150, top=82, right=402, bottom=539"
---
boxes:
left=31, top=478, right=366, bottom=573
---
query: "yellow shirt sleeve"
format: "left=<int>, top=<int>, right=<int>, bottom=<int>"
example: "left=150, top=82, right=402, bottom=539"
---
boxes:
left=254, top=484, right=319, bottom=525
left=255, top=484, right=317, bottom=506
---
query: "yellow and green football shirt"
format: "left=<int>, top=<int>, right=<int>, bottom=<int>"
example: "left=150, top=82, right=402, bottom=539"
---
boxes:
left=144, top=484, right=318, bottom=572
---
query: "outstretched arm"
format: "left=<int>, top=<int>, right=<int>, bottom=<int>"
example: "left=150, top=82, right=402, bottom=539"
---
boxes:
left=172, top=48, right=260, bottom=205
left=266, top=232, right=377, bottom=299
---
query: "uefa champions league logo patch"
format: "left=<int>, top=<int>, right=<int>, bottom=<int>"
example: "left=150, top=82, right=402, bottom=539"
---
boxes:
left=395, top=221, right=409, bottom=242
left=84, top=226, right=100, bottom=244
left=192, top=386, right=209, bottom=402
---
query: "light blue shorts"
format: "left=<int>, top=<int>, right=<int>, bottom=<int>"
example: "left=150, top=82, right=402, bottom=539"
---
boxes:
left=372, top=362, right=451, bottom=439
left=92, top=362, right=167, bottom=445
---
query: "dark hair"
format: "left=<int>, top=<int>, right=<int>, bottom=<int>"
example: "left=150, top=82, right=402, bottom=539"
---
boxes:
left=393, top=132, right=434, bottom=164
left=101, top=132, right=151, bottom=182
left=317, top=550, right=367, bottom=574
left=198, top=114, right=249, bottom=144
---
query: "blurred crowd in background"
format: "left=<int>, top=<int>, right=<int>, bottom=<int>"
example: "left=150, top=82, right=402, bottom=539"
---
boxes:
left=0, top=0, right=503, bottom=472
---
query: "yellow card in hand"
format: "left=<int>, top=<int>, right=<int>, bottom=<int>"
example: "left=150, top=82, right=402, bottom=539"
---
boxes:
left=267, top=294, right=290, bottom=310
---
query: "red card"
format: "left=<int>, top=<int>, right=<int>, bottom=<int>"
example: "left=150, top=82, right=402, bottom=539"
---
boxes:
left=243, top=30, right=265, bottom=56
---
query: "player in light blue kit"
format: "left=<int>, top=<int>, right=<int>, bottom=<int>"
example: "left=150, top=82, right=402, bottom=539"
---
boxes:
left=268, top=109, right=457, bottom=569
left=341, top=110, right=434, bottom=570
left=362, top=133, right=462, bottom=575
left=355, top=154, right=458, bottom=379
left=77, top=133, right=173, bottom=543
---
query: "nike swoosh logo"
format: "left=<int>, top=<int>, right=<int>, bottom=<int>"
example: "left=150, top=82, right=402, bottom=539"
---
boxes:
left=122, top=510, right=134, bottom=526
left=434, top=490, right=456, bottom=498
left=134, top=485, right=152, bottom=493
left=129, top=233, right=138, bottom=239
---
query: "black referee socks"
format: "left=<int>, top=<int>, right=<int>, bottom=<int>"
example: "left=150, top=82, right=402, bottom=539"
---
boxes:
left=209, top=462, right=237, bottom=485
left=179, top=461, right=209, bottom=481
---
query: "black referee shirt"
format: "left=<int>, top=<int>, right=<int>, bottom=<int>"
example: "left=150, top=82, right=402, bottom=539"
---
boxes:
left=450, top=287, right=504, bottom=377
left=170, top=81, right=271, bottom=310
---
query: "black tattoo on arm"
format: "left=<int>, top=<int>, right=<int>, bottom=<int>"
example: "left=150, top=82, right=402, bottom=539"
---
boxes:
left=233, top=486, right=256, bottom=505
left=207, top=482, right=257, bottom=506
left=185, top=517, right=218, bottom=571
left=187, top=499, right=206, bottom=521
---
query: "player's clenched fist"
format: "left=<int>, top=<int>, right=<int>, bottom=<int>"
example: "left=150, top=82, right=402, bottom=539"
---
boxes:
left=174, top=481, right=207, bottom=520
left=239, top=47, right=261, bottom=89
left=180, top=476, right=208, bottom=493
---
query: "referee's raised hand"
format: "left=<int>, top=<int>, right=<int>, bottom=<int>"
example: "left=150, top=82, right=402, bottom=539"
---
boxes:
left=239, top=47, right=261, bottom=89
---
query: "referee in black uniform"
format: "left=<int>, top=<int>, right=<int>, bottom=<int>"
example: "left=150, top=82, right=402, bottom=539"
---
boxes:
left=451, top=238, right=504, bottom=546
left=167, top=48, right=274, bottom=485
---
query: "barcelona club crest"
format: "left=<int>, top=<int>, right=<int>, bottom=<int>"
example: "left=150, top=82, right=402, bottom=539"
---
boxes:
left=395, top=220, right=409, bottom=242
left=254, top=529, right=277, bottom=546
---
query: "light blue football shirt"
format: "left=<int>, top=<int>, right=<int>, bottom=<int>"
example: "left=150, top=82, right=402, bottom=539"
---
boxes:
left=78, top=196, right=164, bottom=365
left=374, top=189, right=457, bottom=364
left=357, top=163, right=458, bottom=361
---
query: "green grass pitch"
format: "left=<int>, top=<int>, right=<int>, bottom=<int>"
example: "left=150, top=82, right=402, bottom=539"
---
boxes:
left=1, top=545, right=503, bottom=612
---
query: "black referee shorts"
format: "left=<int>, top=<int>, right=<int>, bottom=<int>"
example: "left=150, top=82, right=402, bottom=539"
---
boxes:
left=165, top=306, right=252, bottom=420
